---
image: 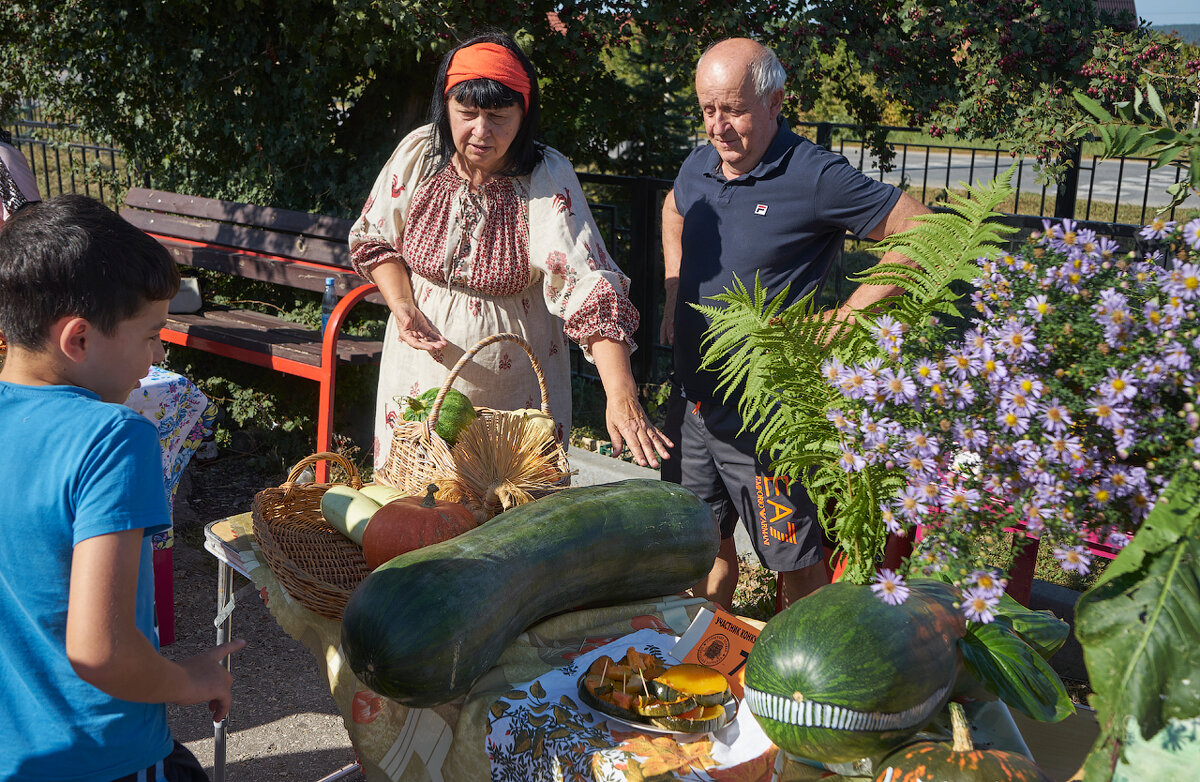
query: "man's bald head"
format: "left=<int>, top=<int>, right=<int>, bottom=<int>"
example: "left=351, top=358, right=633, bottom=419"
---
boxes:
left=693, top=38, right=786, bottom=177
left=696, top=38, right=786, bottom=108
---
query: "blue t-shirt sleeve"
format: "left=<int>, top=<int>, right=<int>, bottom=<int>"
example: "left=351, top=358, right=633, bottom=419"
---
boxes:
left=73, top=415, right=170, bottom=545
left=812, top=155, right=902, bottom=239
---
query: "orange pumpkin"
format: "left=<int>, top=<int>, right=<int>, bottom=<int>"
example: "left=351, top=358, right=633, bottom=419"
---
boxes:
left=360, top=484, right=477, bottom=569
left=874, top=702, right=1052, bottom=782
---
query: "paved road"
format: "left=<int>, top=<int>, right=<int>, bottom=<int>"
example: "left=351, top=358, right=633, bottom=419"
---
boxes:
left=845, top=145, right=1198, bottom=213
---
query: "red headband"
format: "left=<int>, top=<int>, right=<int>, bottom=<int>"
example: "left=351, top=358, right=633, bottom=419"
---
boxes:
left=444, top=42, right=531, bottom=112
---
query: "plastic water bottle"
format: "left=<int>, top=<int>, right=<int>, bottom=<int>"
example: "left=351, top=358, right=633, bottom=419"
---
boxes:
left=320, top=277, right=337, bottom=335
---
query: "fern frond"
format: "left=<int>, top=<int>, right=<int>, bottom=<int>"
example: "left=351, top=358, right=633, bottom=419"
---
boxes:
left=853, top=168, right=1018, bottom=304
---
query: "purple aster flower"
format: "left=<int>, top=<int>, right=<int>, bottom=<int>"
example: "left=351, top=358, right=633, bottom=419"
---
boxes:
left=1097, top=236, right=1121, bottom=260
left=1039, top=398, right=1072, bottom=433
left=879, top=504, right=903, bottom=535
left=1097, top=368, right=1139, bottom=402
left=1165, top=261, right=1200, bottom=302
left=901, top=450, right=938, bottom=477
left=1043, top=434, right=1083, bottom=464
left=1139, top=217, right=1177, bottom=241
left=1183, top=218, right=1200, bottom=251
left=1025, top=294, right=1052, bottom=322
left=870, top=314, right=905, bottom=355
left=1086, top=397, right=1128, bottom=430
left=948, top=347, right=982, bottom=380
left=940, top=486, right=982, bottom=513
left=905, top=428, right=940, bottom=458
left=950, top=381, right=977, bottom=411
left=838, top=366, right=874, bottom=399
left=838, top=447, right=867, bottom=473
left=1053, top=546, right=1092, bottom=575
left=821, top=357, right=846, bottom=385
left=967, top=569, right=1007, bottom=597
left=879, top=367, right=919, bottom=404
left=912, top=358, right=943, bottom=386
left=961, top=586, right=1000, bottom=623
left=994, top=320, right=1037, bottom=362
left=871, top=569, right=910, bottom=606
left=827, top=409, right=855, bottom=432
left=997, top=409, right=1032, bottom=435
left=1163, top=341, right=1192, bottom=371
left=894, top=486, right=930, bottom=521
left=954, top=422, right=988, bottom=451
left=1105, top=531, right=1132, bottom=550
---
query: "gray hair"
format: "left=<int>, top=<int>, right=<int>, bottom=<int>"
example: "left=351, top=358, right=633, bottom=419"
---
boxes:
left=698, top=41, right=787, bottom=105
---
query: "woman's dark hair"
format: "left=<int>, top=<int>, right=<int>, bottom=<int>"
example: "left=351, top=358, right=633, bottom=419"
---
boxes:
left=0, top=194, right=180, bottom=348
left=428, top=31, right=543, bottom=177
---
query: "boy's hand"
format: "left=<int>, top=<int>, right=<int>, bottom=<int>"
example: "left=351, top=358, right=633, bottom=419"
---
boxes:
left=175, top=639, right=247, bottom=722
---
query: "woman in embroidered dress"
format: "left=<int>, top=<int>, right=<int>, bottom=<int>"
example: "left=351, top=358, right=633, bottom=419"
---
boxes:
left=350, top=32, right=671, bottom=472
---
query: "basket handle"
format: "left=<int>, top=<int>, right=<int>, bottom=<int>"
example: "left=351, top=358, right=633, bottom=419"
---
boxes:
left=427, top=332, right=552, bottom=427
left=282, top=451, right=363, bottom=489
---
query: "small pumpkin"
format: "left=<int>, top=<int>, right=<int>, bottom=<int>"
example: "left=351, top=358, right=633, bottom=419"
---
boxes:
left=402, top=388, right=477, bottom=446
left=874, top=702, right=1053, bottom=782
left=360, top=484, right=477, bottom=569
left=504, top=407, right=557, bottom=443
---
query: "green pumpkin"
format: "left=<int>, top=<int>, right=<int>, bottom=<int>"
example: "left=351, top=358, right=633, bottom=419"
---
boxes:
left=875, top=702, right=1053, bottom=782
left=744, top=579, right=965, bottom=764
left=402, top=387, right=476, bottom=446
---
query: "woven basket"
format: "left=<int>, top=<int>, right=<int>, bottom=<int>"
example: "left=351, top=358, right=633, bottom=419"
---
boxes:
left=251, top=451, right=372, bottom=621
left=376, top=332, right=570, bottom=499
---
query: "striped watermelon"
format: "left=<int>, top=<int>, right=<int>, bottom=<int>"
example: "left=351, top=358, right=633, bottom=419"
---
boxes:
left=744, top=579, right=965, bottom=764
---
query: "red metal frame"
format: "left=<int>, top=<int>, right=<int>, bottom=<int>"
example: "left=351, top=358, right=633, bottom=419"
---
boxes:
left=159, top=273, right=379, bottom=484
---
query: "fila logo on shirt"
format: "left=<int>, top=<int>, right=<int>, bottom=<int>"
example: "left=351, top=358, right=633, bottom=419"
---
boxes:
left=754, top=203, right=768, bottom=216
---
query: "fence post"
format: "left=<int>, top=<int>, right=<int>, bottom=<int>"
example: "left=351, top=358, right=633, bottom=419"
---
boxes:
left=816, top=122, right=833, bottom=151
left=1054, top=143, right=1082, bottom=220
left=629, top=177, right=656, bottom=386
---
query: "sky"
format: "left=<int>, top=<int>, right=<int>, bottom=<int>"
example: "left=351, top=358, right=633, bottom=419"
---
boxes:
left=1136, top=1, right=1200, bottom=28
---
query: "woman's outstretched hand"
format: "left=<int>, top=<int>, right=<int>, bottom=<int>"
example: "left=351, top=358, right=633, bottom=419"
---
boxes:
left=606, top=394, right=673, bottom=469
left=391, top=300, right=448, bottom=352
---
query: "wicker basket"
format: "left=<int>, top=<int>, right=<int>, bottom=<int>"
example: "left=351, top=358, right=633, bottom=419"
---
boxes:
left=376, top=332, right=570, bottom=499
left=251, top=451, right=372, bottom=621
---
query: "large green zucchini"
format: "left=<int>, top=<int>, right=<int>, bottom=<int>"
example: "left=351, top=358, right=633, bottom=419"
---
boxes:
left=340, top=479, right=719, bottom=707
left=743, top=579, right=965, bottom=764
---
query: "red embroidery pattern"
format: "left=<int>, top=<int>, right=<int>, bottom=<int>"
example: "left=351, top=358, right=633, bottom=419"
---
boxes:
left=552, top=189, right=574, bottom=216
left=349, top=241, right=400, bottom=277
left=391, top=174, right=405, bottom=198
left=361, top=196, right=375, bottom=215
left=564, top=278, right=640, bottom=350
left=402, top=166, right=530, bottom=296
left=499, top=352, right=512, bottom=371
left=431, top=348, right=445, bottom=364
left=468, top=299, right=482, bottom=317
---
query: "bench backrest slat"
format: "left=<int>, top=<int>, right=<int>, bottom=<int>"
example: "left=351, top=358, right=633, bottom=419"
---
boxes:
left=124, top=188, right=353, bottom=243
left=122, top=208, right=352, bottom=270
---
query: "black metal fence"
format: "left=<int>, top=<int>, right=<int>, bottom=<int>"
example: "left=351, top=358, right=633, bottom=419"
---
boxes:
left=4, top=116, right=1183, bottom=387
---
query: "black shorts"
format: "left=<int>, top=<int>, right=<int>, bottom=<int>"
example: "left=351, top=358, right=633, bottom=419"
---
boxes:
left=680, top=400, right=823, bottom=572
left=111, top=741, right=208, bottom=782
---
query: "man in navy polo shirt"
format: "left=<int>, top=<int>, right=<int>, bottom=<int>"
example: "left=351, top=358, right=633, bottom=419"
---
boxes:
left=661, top=38, right=930, bottom=610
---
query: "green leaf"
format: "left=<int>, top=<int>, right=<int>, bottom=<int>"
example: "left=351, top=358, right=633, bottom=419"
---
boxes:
left=1145, top=83, right=1169, bottom=124
left=960, top=618, right=1074, bottom=722
left=1076, top=466, right=1200, bottom=779
left=1075, top=90, right=1113, bottom=123
left=994, top=591, right=1071, bottom=660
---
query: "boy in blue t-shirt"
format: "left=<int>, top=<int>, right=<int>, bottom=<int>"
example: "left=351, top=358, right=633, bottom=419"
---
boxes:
left=0, top=195, right=245, bottom=781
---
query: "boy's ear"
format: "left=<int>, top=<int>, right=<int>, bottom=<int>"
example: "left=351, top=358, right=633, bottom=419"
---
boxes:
left=55, top=316, right=94, bottom=363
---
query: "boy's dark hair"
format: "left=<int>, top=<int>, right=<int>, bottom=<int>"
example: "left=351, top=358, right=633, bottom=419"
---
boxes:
left=428, top=31, right=544, bottom=177
left=0, top=194, right=179, bottom=348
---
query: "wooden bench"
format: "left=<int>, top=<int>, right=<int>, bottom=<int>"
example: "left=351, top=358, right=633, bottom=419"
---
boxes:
left=121, top=188, right=384, bottom=482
